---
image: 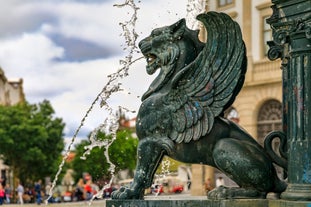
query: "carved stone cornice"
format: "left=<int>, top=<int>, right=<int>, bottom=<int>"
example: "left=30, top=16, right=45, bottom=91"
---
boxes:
left=266, top=1, right=311, bottom=68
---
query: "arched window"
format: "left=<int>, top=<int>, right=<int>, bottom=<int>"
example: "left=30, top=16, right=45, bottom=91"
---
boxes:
left=257, top=99, right=282, bottom=145
left=257, top=99, right=284, bottom=177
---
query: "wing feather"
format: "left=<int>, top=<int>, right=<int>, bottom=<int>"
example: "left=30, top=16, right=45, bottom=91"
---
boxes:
left=166, top=12, right=246, bottom=143
left=184, top=103, right=194, bottom=128
left=184, top=127, right=194, bottom=143
left=170, top=130, right=179, bottom=141
left=192, top=119, right=202, bottom=141
left=176, top=132, right=186, bottom=144
left=171, top=109, right=186, bottom=132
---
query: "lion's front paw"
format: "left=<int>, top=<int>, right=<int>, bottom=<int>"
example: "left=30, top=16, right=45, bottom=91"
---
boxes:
left=111, top=186, right=142, bottom=200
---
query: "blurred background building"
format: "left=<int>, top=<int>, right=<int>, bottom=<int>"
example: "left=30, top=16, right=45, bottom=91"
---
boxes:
left=0, top=0, right=283, bottom=197
left=0, top=67, right=25, bottom=187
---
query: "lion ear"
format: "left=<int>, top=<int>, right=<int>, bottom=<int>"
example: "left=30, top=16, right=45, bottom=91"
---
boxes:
left=169, top=18, right=186, bottom=39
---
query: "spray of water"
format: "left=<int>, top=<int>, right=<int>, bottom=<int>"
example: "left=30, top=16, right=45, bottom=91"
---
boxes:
left=152, top=158, right=171, bottom=196
left=186, top=0, right=206, bottom=30
left=46, top=0, right=140, bottom=204
left=47, top=0, right=205, bottom=204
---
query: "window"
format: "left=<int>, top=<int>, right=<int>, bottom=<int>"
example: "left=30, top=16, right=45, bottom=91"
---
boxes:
left=263, top=16, right=272, bottom=57
left=257, top=99, right=282, bottom=145
left=217, top=0, right=233, bottom=8
left=256, top=2, right=273, bottom=59
left=257, top=99, right=284, bottom=178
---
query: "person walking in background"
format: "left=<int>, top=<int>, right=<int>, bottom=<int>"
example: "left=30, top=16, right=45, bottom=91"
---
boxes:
left=75, top=178, right=85, bottom=201
left=35, top=180, right=42, bottom=205
left=16, top=182, right=24, bottom=205
left=205, top=178, right=214, bottom=194
left=4, top=183, right=12, bottom=204
left=45, top=182, right=51, bottom=202
left=0, top=184, right=5, bottom=205
left=84, top=180, right=93, bottom=201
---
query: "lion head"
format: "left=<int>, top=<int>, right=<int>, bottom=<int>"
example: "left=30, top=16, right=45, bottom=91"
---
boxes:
left=139, top=19, right=204, bottom=100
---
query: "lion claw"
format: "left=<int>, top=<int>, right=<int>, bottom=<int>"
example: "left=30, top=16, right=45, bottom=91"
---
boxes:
left=111, top=186, right=141, bottom=199
left=207, top=186, right=266, bottom=200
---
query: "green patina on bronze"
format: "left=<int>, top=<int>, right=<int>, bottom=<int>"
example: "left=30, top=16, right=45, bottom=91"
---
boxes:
left=112, top=12, right=287, bottom=200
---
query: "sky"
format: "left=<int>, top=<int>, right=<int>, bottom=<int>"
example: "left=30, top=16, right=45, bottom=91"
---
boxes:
left=0, top=0, right=204, bottom=146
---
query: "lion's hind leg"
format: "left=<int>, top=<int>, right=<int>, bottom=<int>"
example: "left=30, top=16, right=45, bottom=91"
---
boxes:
left=210, top=138, right=285, bottom=199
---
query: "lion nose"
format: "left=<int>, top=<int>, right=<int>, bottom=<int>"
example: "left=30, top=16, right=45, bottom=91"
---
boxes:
left=138, top=39, right=144, bottom=48
left=139, top=40, right=151, bottom=54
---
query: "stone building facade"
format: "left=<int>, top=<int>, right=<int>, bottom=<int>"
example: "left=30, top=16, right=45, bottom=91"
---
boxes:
left=191, top=0, right=283, bottom=196
left=0, top=68, right=25, bottom=106
left=0, top=67, right=25, bottom=186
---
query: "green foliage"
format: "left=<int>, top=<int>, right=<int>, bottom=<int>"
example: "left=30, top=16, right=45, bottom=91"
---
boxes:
left=109, top=129, right=138, bottom=171
left=71, top=129, right=138, bottom=182
left=155, top=156, right=185, bottom=174
left=0, top=100, right=65, bottom=184
left=71, top=139, right=108, bottom=182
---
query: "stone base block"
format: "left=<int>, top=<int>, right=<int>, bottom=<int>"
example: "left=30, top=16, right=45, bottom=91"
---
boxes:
left=106, top=198, right=268, bottom=207
left=269, top=200, right=311, bottom=207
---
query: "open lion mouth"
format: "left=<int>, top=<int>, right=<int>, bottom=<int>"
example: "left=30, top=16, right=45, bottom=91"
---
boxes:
left=147, top=54, right=157, bottom=65
left=145, top=53, right=160, bottom=74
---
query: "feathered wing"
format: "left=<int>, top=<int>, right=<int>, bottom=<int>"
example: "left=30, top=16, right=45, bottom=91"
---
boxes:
left=167, top=12, right=247, bottom=143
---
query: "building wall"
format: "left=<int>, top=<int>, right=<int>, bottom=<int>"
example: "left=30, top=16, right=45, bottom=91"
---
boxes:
left=0, top=68, right=25, bottom=105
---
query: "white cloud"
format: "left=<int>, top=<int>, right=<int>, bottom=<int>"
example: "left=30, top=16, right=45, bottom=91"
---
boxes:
left=40, top=1, right=126, bottom=47
left=0, top=0, right=191, bottom=142
left=0, top=33, right=64, bottom=73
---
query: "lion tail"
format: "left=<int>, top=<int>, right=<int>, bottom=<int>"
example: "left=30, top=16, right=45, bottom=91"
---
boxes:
left=264, top=131, right=288, bottom=173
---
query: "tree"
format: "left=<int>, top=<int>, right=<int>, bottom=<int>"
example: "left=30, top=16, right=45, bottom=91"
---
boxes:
left=0, top=100, right=65, bottom=184
left=155, top=156, right=185, bottom=174
left=71, top=129, right=138, bottom=183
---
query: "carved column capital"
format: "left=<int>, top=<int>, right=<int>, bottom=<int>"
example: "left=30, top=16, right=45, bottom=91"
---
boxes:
left=266, top=2, right=311, bottom=68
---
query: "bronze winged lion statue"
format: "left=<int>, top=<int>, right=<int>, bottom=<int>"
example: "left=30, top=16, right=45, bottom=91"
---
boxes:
left=112, top=12, right=287, bottom=200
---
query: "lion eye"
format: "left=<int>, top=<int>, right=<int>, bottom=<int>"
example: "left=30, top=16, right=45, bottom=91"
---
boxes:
left=151, top=29, right=163, bottom=36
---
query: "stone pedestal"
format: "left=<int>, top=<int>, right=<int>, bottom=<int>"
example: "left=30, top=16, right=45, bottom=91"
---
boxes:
left=106, top=198, right=268, bottom=207
left=269, top=199, right=311, bottom=207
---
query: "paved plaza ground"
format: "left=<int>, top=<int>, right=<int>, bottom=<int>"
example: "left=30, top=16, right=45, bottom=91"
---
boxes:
left=5, top=194, right=206, bottom=207
left=3, top=200, right=106, bottom=207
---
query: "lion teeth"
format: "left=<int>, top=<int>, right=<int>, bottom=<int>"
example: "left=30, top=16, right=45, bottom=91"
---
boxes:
left=147, top=57, right=154, bottom=62
left=147, top=55, right=156, bottom=65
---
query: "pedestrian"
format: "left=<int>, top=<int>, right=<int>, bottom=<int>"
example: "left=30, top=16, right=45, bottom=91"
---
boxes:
left=4, top=183, right=12, bottom=204
left=45, top=182, right=51, bottom=202
left=35, top=180, right=42, bottom=205
left=84, top=180, right=93, bottom=201
left=0, top=184, right=4, bottom=205
left=205, top=178, right=214, bottom=193
left=16, top=182, right=24, bottom=204
left=75, top=178, right=84, bottom=201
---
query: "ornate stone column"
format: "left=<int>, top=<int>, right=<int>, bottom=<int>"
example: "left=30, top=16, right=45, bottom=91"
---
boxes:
left=267, top=0, right=311, bottom=201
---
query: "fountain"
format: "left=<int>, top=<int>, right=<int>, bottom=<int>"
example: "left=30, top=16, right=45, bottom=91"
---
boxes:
left=107, top=10, right=285, bottom=207
left=107, top=0, right=311, bottom=206
left=50, top=1, right=311, bottom=207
